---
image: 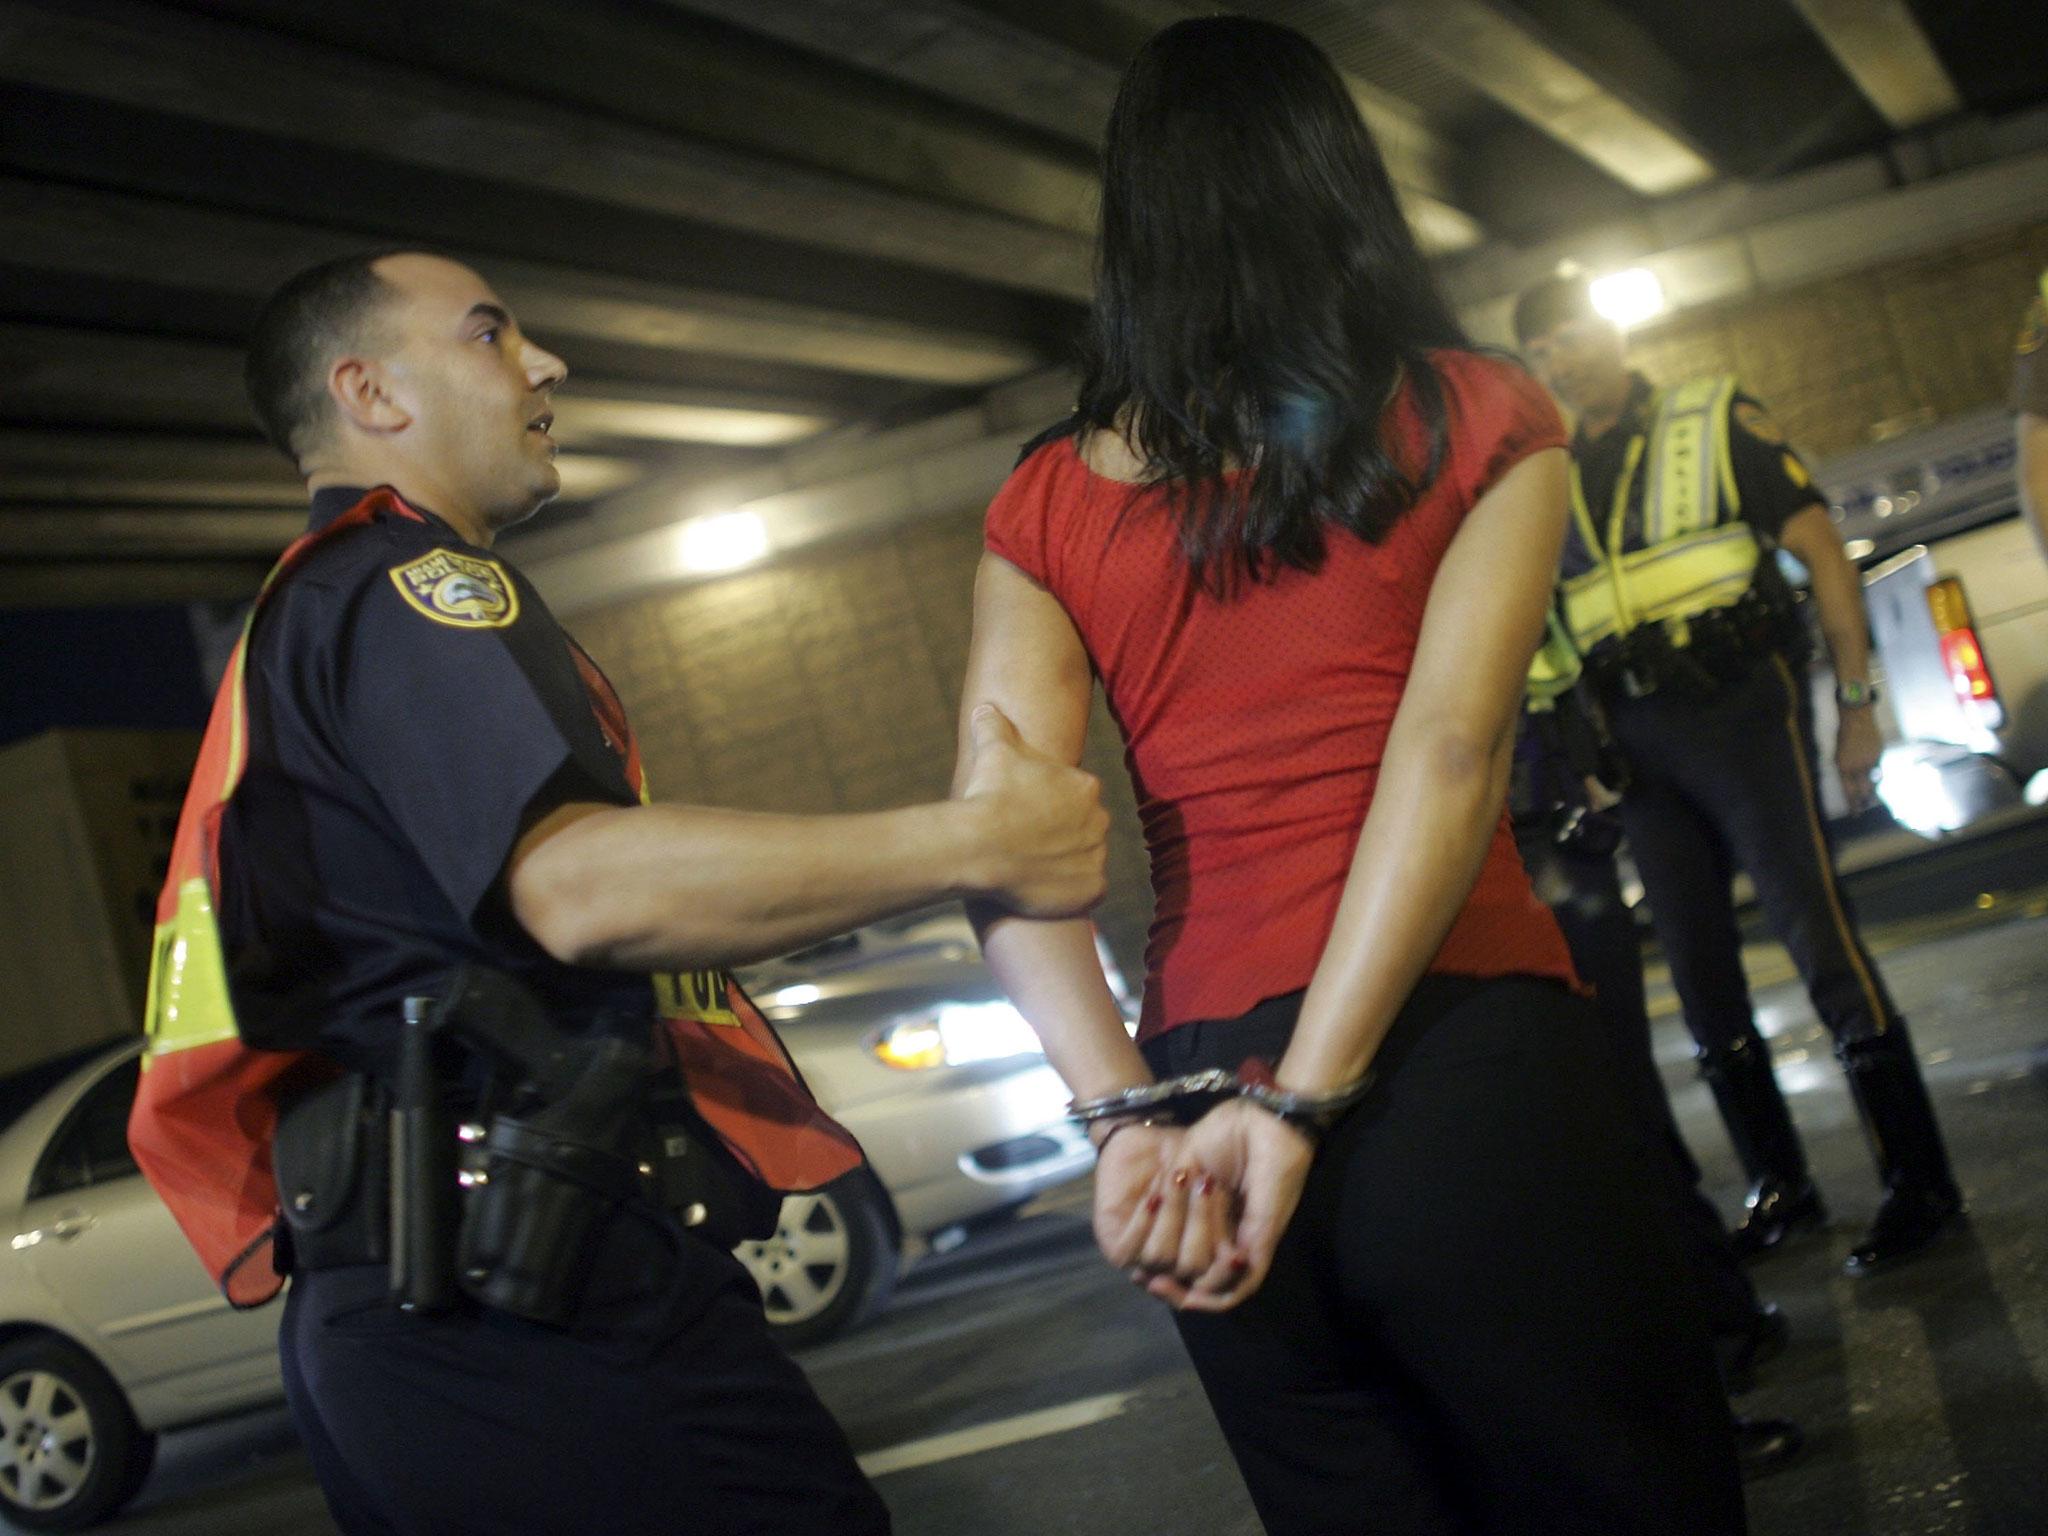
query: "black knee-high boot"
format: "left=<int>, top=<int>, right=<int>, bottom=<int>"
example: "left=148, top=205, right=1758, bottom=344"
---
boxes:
left=1699, top=1034, right=1824, bottom=1261
left=1838, top=1025, right=1963, bottom=1274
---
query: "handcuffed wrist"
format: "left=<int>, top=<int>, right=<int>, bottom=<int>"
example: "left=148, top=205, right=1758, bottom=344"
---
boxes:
left=1090, top=1115, right=1170, bottom=1154
left=1068, top=1063, right=1374, bottom=1144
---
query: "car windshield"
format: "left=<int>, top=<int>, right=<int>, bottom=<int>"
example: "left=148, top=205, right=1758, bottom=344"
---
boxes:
left=0, top=1044, right=120, bottom=1137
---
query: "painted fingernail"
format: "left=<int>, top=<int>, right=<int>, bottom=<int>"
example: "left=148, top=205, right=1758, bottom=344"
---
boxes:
left=1145, top=1194, right=1163, bottom=1215
left=1200, top=1175, right=1217, bottom=1195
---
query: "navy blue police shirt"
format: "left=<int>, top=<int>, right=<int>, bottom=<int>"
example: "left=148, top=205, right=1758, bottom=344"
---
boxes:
left=218, top=486, right=654, bottom=1082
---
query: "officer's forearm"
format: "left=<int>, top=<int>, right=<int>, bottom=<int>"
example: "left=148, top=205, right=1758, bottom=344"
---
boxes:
left=508, top=798, right=1005, bottom=970
left=1782, top=507, right=1871, bottom=686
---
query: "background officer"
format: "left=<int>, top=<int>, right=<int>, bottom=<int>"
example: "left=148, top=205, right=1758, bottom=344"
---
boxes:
left=2014, top=267, right=2048, bottom=560
left=1512, top=695, right=1800, bottom=1478
left=1514, top=275, right=1962, bottom=1277
left=136, top=249, right=1110, bottom=1536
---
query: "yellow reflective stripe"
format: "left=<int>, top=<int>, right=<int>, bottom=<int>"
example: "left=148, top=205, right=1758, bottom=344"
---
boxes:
left=221, top=548, right=303, bottom=797
left=654, top=968, right=742, bottom=1027
left=1601, top=437, right=1645, bottom=633
left=1524, top=607, right=1584, bottom=707
left=222, top=637, right=250, bottom=799
left=1560, top=523, right=1761, bottom=651
left=1646, top=375, right=1737, bottom=541
left=1769, top=654, right=1891, bottom=1030
left=144, top=878, right=242, bottom=1053
left=1715, top=395, right=1741, bottom=520
left=1567, top=461, right=1604, bottom=565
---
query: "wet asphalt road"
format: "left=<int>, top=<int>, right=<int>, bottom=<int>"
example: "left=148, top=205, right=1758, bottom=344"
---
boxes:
left=42, top=818, right=2048, bottom=1536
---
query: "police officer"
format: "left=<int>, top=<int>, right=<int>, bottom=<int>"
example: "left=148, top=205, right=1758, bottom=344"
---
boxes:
left=2014, top=267, right=2048, bottom=559
left=132, top=250, right=1110, bottom=1536
left=1511, top=694, right=1800, bottom=1477
left=1514, top=275, right=1962, bottom=1276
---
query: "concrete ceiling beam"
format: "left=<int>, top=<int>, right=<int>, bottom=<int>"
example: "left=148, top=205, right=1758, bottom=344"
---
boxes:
left=0, top=508, right=305, bottom=560
left=0, top=323, right=841, bottom=448
left=1785, top=0, right=1963, bottom=132
left=0, top=178, right=1043, bottom=388
left=661, top=0, right=1485, bottom=253
left=1366, top=0, right=1716, bottom=196
left=201, top=0, right=1101, bottom=238
left=0, top=0, right=1094, bottom=299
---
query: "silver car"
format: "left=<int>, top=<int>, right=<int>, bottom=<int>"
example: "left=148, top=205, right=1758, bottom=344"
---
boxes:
left=730, top=909, right=1110, bottom=1344
left=0, top=1042, right=279, bottom=1530
left=0, top=913, right=1102, bottom=1528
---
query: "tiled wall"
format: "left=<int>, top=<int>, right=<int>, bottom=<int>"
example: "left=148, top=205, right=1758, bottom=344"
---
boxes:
left=570, top=505, right=1159, bottom=976
left=1629, top=221, right=2048, bottom=458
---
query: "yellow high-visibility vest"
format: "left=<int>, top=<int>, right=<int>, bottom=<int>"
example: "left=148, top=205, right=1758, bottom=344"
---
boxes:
left=1557, top=374, right=1761, bottom=654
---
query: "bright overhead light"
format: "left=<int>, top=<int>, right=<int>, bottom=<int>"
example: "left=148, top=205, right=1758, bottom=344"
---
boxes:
left=677, top=511, right=769, bottom=573
left=1589, top=267, right=1667, bottom=329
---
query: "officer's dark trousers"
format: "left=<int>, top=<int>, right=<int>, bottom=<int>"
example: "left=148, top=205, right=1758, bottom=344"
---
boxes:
left=1142, top=977, right=1745, bottom=1536
left=1607, top=653, right=1923, bottom=1187
left=1516, top=825, right=1763, bottom=1341
left=279, top=1215, right=890, bottom=1536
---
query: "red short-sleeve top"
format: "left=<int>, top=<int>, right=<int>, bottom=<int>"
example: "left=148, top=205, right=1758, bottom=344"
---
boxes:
left=985, top=350, right=1578, bottom=1041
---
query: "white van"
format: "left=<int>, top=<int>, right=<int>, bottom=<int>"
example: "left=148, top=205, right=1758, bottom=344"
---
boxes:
left=1812, top=407, right=2048, bottom=832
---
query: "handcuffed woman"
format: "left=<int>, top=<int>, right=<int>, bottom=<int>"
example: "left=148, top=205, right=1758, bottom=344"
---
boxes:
left=949, top=17, right=1744, bottom=1534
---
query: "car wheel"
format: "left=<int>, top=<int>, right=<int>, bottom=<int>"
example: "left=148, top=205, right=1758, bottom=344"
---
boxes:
left=0, top=1336, right=157, bottom=1532
left=733, top=1171, right=897, bottom=1348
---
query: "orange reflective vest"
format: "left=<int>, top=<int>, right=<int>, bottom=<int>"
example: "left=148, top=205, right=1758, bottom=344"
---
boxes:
left=131, top=487, right=862, bottom=1307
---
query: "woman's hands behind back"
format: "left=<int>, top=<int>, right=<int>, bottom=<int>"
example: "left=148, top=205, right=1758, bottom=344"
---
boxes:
left=1095, top=1106, right=1314, bottom=1313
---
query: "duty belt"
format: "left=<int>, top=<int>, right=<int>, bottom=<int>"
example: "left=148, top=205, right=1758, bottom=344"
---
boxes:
left=271, top=967, right=782, bottom=1326
left=1578, top=586, right=1802, bottom=705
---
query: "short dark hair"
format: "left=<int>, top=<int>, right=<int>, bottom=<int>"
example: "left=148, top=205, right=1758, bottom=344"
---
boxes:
left=244, top=250, right=414, bottom=466
left=1512, top=275, right=1602, bottom=347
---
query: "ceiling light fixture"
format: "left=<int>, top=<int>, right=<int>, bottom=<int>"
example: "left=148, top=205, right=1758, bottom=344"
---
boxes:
left=1588, top=267, right=1667, bottom=330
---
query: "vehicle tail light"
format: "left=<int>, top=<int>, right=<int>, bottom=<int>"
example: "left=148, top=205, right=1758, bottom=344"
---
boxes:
left=1926, top=576, right=2005, bottom=731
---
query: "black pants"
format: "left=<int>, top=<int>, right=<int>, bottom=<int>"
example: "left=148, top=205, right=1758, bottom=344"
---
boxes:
left=1143, top=977, right=1744, bottom=1536
left=279, top=1210, right=889, bottom=1536
left=1516, top=823, right=1762, bottom=1339
left=1609, top=653, right=1901, bottom=1063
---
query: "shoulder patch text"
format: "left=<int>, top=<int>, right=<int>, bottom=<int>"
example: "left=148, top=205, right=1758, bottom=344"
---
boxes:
left=387, top=550, right=520, bottom=630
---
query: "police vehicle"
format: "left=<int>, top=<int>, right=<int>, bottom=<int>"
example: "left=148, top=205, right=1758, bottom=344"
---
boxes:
left=1811, top=407, right=2048, bottom=834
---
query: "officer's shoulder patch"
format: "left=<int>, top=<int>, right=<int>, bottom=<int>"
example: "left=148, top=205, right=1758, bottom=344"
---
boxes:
left=2016, top=297, right=2047, bottom=357
left=1733, top=400, right=1786, bottom=445
left=386, top=549, right=520, bottom=630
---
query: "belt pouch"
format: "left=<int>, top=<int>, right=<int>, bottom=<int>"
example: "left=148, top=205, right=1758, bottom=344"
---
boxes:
left=274, top=1074, right=389, bottom=1272
left=642, top=1082, right=783, bottom=1248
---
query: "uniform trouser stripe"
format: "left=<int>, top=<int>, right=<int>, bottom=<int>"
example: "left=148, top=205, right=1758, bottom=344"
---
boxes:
left=1767, top=654, right=1892, bottom=1036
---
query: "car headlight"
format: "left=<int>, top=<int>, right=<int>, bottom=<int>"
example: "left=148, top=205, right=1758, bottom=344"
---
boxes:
left=870, top=1001, right=1045, bottom=1070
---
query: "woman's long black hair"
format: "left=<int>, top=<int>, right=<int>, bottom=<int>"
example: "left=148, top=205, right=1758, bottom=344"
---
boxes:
left=1076, top=16, right=1471, bottom=586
